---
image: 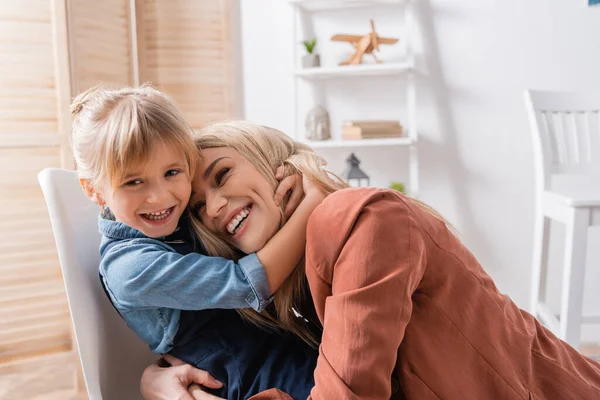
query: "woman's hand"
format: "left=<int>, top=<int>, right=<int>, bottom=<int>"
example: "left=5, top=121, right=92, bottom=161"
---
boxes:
left=140, top=355, right=223, bottom=400
left=188, top=384, right=226, bottom=400
left=274, top=166, right=304, bottom=218
left=164, top=355, right=225, bottom=400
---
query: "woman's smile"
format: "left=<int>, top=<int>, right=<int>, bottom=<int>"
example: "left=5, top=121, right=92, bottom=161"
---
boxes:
left=191, top=147, right=281, bottom=254
left=225, top=205, right=252, bottom=235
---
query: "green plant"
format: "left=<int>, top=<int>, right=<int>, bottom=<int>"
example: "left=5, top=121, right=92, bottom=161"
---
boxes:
left=389, top=181, right=406, bottom=194
left=302, top=38, right=317, bottom=54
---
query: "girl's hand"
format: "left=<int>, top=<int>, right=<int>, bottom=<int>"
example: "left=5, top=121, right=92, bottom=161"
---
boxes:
left=302, top=174, right=327, bottom=203
left=274, top=166, right=304, bottom=219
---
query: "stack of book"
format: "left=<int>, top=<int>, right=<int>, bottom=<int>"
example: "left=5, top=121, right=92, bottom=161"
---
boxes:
left=341, top=120, right=403, bottom=140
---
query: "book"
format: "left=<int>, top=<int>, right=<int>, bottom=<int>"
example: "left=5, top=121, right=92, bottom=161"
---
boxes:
left=342, top=120, right=403, bottom=140
left=343, top=120, right=402, bottom=128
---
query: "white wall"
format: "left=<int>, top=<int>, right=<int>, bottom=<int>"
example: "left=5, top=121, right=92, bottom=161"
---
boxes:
left=239, top=0, right=600, bottom=342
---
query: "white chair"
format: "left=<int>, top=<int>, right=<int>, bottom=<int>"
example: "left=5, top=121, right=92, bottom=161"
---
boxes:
left=524, top=90, right=600, bottom=350
left=38, top=168, right=156, bottom=399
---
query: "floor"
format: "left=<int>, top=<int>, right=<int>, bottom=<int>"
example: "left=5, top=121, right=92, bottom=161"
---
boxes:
left=0, top=352, right=86, bottom=400
left=2, top=345, right=599, bottom=399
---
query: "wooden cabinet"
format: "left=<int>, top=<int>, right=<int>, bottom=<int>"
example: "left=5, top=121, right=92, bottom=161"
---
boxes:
left=0, top=0, right=239, bottom=397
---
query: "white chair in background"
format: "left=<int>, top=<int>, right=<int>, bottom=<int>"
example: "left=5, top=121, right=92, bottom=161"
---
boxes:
left=38, top=168, right=156, bottom=399
left=524, top=90, right=600, bottom=350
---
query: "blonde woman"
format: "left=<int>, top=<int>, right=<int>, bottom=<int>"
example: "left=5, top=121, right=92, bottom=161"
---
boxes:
left=154, top=120, right=600, bottom=400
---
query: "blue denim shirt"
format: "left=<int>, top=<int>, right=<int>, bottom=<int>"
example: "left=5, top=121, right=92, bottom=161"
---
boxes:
left=98, top=215, right=272, bottom=354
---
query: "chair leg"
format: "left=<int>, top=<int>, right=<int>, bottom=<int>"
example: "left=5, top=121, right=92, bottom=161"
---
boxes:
left=531, top=213, right=551, bottom=316
left=559, top=208, right=590, bottom=350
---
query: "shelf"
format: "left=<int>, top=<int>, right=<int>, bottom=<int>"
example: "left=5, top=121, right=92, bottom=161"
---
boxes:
left=294, top=62, right=413, bottom=80
left=302, top=137, right=414, bottom=149
left=288, top=0, right=406, bottom=12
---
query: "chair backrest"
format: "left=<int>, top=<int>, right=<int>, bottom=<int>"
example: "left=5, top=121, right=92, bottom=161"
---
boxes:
left=524, top=90, right=600, bottom=191
left=38, top=168, right=155, bottom=400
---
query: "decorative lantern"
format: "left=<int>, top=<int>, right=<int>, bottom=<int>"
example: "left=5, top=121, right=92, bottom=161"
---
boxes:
left=342, top=153, right=370, bottom=187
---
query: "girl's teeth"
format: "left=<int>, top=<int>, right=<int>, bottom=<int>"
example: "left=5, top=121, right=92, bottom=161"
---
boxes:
left=149, top=209, right=168, bottom=216
left=145, top=208, right=172, bottom=220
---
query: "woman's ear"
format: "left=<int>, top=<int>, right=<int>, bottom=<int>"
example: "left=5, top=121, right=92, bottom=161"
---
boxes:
left=79, top=178, right=105, bottom=207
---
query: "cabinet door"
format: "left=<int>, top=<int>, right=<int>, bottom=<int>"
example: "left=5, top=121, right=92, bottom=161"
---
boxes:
left=69, top=0, right=135, bottom=93
left=136, top=0, right=240, bottom=129
left=0, top=0, right=71, bottom=391
left=0, top=0, right=241, bottom=397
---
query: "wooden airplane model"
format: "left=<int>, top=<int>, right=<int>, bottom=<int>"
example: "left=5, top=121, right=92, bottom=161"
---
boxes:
left=331, top=19, right=399, bottom=65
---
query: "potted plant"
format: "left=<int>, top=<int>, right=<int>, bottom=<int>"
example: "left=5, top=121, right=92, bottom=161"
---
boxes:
left=301, top=38, right=320, bottom=68
left=389, top=181, right=406, bottom=194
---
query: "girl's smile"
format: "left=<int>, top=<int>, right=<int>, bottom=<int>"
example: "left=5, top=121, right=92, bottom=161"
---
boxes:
left=95, top=141, right=192, bottom=238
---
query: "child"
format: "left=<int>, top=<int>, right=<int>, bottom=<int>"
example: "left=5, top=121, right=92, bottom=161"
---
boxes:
left=71, top=85, right=320, bottom=398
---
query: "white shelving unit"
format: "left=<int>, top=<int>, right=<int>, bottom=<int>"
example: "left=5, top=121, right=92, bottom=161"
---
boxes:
left=288, top=0, right=406, bottom=12
left=294, top=61, right=414, bottom=79
left=289, top=0, right=419, bottom=196
left=306, top=137, right=414, bottom=149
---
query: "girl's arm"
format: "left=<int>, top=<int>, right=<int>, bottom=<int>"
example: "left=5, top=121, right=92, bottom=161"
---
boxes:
left=102, top=240, right=274, bottom=312
left=257, top=178, right=325, bottom=294
left=305, top=189, right=427, bottom=400
left=102, top=177, right=324, bottom=312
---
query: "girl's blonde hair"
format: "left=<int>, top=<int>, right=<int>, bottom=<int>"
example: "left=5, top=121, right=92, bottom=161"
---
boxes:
left=192, top=120, right=449, bottom=347
left=70, top=84, right=198, bottom=189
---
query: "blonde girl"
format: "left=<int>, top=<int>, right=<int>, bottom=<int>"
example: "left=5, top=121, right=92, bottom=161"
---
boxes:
left=71, top=86, right=325, bottom=399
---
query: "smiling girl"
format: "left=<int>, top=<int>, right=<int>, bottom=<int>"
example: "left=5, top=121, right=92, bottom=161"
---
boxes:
left=71, top=85, right=325, bottom=398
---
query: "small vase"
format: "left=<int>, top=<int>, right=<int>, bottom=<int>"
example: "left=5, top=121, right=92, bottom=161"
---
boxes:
left=301, top=54, right=320, bottom=68
left=305, top=105, right=331, bottom=141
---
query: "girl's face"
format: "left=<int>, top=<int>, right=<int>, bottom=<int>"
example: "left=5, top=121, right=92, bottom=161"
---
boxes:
left=94, top=141, right=192, bottom=238
left=190, top=147, right=281, bottom=254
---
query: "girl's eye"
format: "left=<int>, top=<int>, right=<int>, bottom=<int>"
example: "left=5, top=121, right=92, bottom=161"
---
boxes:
left=165, top=169, right=180, bottom=177
left=125, top=179, right=142, bottom=187
left=215, top=168, right=230, bottom=186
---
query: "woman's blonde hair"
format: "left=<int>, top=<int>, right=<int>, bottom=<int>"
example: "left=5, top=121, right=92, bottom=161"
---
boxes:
left=192, top=120, right=449, bottom=347
left=192, top=121, right=347, bottom=347
left=70, top=84, right=198, bottom=189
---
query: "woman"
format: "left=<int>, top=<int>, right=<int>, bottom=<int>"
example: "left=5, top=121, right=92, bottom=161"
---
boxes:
left=145, top=120, right=600, bottom=400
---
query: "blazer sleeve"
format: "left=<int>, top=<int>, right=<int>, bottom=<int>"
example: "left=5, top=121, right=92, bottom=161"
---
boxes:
left=305, top=189, right=428, bottom=400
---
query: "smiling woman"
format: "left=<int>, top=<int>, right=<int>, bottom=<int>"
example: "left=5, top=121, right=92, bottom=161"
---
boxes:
left=190, top=121, right=348, bottom=348
left=187, top=120, right=600, bottom=400
left=192, top=147, right=283, bottom=254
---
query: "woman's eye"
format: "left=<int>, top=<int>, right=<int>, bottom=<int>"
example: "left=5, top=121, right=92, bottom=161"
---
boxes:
left=215, top=168, right=230, bottom=186
left=192, top=202, right=205, bottom=216
left=165, top=169, right=180, bottom=177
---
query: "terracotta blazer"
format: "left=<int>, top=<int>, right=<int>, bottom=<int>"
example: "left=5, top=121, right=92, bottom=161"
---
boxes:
left=251, top=188, right=600, bottom=400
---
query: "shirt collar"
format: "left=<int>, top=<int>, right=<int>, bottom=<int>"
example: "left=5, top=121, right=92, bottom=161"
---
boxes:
left=98, top=208, right=181, bottom=241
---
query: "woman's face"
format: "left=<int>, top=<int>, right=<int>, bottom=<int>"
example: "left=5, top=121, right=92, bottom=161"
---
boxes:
left=190, top=147, right=281, bottom=254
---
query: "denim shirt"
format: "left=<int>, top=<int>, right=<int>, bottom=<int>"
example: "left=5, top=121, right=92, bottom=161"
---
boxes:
left=98, top=215, right=272, bottom=354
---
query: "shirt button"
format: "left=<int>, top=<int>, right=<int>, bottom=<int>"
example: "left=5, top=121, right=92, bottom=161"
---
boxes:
left=391, top=376, right=400, bottom=394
